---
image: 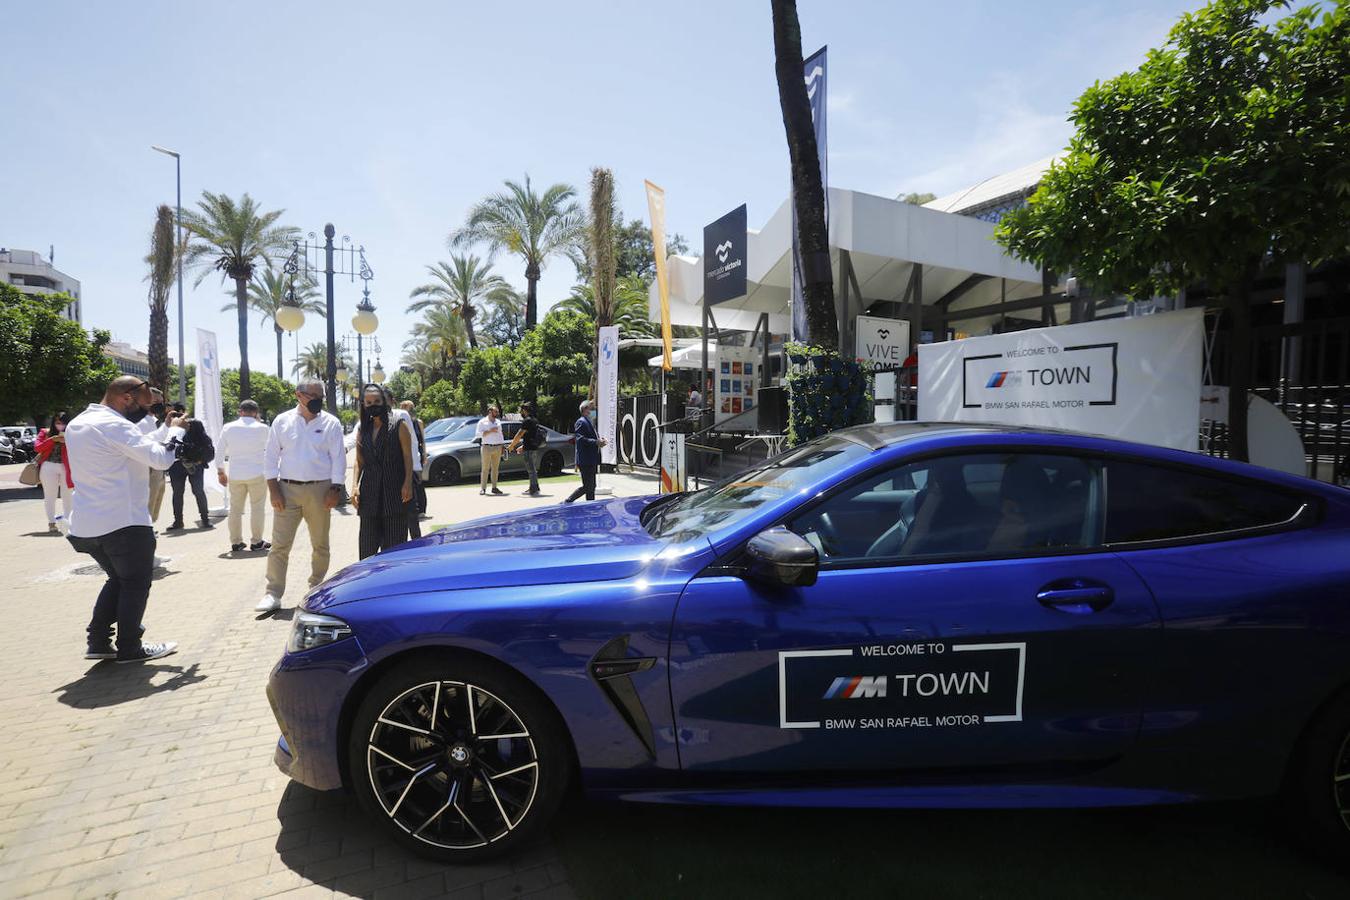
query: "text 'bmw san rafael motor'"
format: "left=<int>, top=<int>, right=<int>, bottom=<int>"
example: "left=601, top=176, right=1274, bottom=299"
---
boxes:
left=266, top=423, right=1350, bottom=863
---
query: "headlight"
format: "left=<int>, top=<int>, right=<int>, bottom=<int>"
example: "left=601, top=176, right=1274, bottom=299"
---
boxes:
left=287, top=612, right=353, bottom=653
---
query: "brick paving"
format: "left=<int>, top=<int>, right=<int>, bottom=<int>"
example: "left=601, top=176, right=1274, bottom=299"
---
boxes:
left=0, top=465, right=656, bottom=899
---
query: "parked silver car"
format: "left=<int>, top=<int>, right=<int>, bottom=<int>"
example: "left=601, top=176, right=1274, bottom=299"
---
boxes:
left=424, top=419, right=575, bottom=485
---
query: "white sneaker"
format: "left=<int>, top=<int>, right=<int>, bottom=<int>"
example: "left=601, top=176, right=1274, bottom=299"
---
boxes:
left=255, top=594, right=281, bottom=613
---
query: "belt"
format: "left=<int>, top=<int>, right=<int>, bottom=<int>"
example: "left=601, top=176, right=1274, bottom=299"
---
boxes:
left=280, top=478, right=327, bottom=485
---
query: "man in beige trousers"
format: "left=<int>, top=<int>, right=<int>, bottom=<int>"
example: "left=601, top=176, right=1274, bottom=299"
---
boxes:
left=217, top=399, right=271, bottom=554
left=257, top=379, right=346, bottom=614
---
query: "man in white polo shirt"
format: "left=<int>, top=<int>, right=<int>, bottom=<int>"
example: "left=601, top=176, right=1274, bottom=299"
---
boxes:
left=475, top=404, right=505, bottom=496
left=258, top=379, right=346, bottom=614
left=65, top=375, right=185, bottom=663
left=217, top=399, right=272, bottom=554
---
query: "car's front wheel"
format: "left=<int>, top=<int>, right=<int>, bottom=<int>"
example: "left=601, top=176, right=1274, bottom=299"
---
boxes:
left=348, top=657, right=570, bottom=861
left=1286, top=685, right=1350, bottom=866
left=539, top=450, right=563, bottom=477
left=429, top=456, right=460, bottom=486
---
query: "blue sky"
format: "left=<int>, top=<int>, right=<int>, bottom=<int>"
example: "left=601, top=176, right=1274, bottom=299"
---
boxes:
left=1, top=0, right=1202, bottom=376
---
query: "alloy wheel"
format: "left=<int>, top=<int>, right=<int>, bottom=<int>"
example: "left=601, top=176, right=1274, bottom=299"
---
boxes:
left=366, top=680, right=539, bottom=850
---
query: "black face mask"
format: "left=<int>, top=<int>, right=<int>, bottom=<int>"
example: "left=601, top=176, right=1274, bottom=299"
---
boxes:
left=305, top=397, right=323, bottom=414
left=361, top=403, right=388, bottom=422
left=125, top=403, right=149, bottom=424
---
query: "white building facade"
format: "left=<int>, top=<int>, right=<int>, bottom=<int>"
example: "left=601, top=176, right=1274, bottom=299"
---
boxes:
left=0, top=247, right=82, bottom=323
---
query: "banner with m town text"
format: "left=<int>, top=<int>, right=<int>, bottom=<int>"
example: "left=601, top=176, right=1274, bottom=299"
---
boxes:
left=917, top=309, right=1203, bottom=451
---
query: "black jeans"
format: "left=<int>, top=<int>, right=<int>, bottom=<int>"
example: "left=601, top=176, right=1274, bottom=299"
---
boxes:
left=407, top=472, right=423, bottom=539
left=565, top=465, right=597, bottom=503
left=169, top=461, right=208, bottom=524
left=359, top=514, right=408, bottom=560
left=69, top=526, right=156, bottom=656
left=414, top=470, right=428, bottom=515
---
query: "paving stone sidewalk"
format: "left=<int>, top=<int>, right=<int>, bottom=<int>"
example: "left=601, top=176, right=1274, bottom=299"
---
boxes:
left=0, top=467, right=655, bottom=899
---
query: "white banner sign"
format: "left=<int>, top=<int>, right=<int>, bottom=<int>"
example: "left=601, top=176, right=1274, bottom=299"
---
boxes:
left=854, top=315, right=910, bottom=367
left=918, top=309, right=1203, bottom=451
left=194, top=329, right=226, bottom=509
left=660, top=432, right=686, bottom=494
left=598, top=326, right=619, bottom=465
left=715, top=344, right=758, bottom=423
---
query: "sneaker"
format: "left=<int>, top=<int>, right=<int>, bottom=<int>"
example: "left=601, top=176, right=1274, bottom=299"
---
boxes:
left=199, top=519, right=214, bottom=529
left=85, top=646, right=116, bottom=660
left=479, top=489, right=486, bottom=495
left=491, top=487, right=504, bottom=496
left=255, top=594, right=281, bottom=614
left=250, top=540, right=271, bottom=552
left=116, top=641, right=178, bottom=664
left=48, top=523, right=60, bottom=535
left=166, top=521, right=184, bottom=531
left=231, top=542, right=245, bottom=552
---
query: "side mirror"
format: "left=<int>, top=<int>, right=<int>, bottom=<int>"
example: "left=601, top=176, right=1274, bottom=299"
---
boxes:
left=744, top=526, right=818, bottom=588
left=472, top=437, right=481, bottom=445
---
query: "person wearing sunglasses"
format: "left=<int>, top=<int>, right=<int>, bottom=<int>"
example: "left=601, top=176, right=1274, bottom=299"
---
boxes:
left=63, top=376, right=185, bottom=663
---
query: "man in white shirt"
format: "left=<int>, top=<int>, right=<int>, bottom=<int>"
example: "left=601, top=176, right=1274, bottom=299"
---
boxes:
left=141, top=388, right=169, bottom=523
left=217, top=399, right=272, bottom=554
left=65, top=376, right=185, bottom=663
left=258, top=379, right=347, bottom=614
left=475, top=405, right=505, bottom=496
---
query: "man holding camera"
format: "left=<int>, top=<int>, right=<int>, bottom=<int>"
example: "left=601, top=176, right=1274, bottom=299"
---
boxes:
left=257, top=380, right=346, bottom=615
left=65, top=375, right=184, bottom=663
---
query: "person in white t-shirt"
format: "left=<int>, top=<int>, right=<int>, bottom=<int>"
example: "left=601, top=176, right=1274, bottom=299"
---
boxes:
left=217, top=399, right=272, bottom=554
left=65, top=376, right=185, bottom=663
left=474, top=405, right=506, bottom=496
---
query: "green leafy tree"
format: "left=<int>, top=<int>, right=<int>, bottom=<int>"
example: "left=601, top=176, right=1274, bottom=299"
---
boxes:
left=408, top=254, right=512, bottom=349
left=409, top=306, right=471, bottom=382
left=182, top=191, right=297, bottom=401
left=772, top=0, right=836, bottom=350
left=221, top=369, right=295, bottom=422
left=458, top=346, right=522, bottom=415
left=384, top=368, right=422, bottom=405
left=613, top=217, right=689, bottom=281
left=452, top=175, right=584, bottom=330
left=144, top=204, right=178, bottom=397
left=996, top=0, right=1350, bottom=460
left=0, top=284, right=121, bottom=424
left=222, top=264, right=324, bottom=380
left=556, top=276, right=657, bottom=339
left=479, top=285, right=527, bottom=347
left=900, top=192, right=936, bottom=205
left=419, top=378, right=469, bottom=418
left=516, top=309, right=594, bottom=401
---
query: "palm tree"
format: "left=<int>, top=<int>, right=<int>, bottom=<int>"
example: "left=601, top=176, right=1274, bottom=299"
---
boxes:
left=409, top=306, right=470, bottom=383
left=144, top=204, right=177, bottom=396
left=771, top=0, right=836, bottom=349
left=451, top=175, right=584, bottom=331
left=407, top=254, right=510, bottom=349
left=556, top=275, right=657, bottom=339
left=221, top=264, right=325, bottom=380
left=293, top=342, right=332, bottom=380
left=400, top=340, right=444, bottom=390
left=481, top=285, right=527, bottom=347
left=182, top=191, right=297, bottom=400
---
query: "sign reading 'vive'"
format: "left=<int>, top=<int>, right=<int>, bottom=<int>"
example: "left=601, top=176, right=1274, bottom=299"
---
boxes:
left=918, top=309, right=1203, bottom=451
left=703, top=204, right=747, bottom=306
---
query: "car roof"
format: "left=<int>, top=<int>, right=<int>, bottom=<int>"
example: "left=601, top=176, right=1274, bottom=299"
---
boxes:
left=834, top=421, right=1085, bottom=451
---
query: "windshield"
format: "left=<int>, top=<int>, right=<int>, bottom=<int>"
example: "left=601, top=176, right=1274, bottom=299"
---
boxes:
left=643, top=435, right=871, bottom=541
left=443, top=422, right=480, bottom=442
left=425, top=418, right=463, bottom=437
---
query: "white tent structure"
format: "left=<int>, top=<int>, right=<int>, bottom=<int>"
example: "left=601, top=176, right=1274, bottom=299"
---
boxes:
left=650, top=186, right=1062, bottom=363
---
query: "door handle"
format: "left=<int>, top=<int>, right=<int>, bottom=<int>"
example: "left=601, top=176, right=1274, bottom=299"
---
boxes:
left=1036, top=580, right=1114, bottom=614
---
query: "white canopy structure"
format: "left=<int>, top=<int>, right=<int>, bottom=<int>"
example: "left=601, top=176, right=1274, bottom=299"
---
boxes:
left=650, top=186, right=1061, bottom=350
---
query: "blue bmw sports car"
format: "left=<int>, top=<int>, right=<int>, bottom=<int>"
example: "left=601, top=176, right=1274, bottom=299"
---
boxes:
left=267, top=422, right=1350, bottom=861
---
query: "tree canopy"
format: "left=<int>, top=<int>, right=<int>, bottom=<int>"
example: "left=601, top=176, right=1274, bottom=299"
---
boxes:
left=0, top=283, right=121, bottom=424
left=996, top=0, right=1350, bottom=298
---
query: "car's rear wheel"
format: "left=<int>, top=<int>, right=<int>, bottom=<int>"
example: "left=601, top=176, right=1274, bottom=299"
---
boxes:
left=348, top=657, right=570, bottom=862
left=429, top=457, right=460, bottom=486
left=1285, top=686, right=1350, bottom=865
left=539, top=451, right=563, bottom=477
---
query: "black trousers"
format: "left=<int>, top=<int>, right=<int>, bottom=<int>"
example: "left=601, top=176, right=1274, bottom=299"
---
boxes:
left=359, top=514, right=408, bottom=560
left=408, top=472, right=423, bottom=539
left=69, top=526, right=155, bottom=656
left=169, top=462, right=208, bottom=524
left=565, top=465, right=597, bottom=503
left=414, top=470, right=427, bottom=515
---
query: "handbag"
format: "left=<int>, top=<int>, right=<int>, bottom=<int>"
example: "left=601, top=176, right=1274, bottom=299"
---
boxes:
left=19, top=462, right=39, bottom=486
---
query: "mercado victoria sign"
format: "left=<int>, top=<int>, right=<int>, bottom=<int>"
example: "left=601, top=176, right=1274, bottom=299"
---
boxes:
left=917, top=309, right=1204, bottom=451
left=703, top=204, right=747, bottom=306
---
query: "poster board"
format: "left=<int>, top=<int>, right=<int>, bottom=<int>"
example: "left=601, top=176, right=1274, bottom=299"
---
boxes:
left=854, top=315, right=910, bottom=367
left=918, top=309, right=1203, bottom=451
left=714, top=344, right=759, bottom=424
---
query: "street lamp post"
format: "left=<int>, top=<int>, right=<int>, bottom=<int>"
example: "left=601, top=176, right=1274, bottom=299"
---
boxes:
left=151, top=145, right=186, bottom=405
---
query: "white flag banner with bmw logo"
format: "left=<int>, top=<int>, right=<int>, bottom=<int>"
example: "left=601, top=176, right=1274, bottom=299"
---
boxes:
left=598, top=326, right=619, bottom=466
left=194, top=328, right=227, bottom=509
left=918, top=308, right=1204, bottom=451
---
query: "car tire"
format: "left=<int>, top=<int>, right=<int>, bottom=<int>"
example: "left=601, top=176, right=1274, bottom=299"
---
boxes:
left=430, top=457, right=460, bottom=486
left=1284, top=685, right=1350, bottom=866
left=348, top=656, right=571, bottom=862
left=540, top=451, right=563, bottom=477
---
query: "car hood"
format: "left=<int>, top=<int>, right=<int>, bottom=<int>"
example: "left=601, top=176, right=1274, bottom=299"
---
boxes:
left=307, top=496, right=664, bottom=609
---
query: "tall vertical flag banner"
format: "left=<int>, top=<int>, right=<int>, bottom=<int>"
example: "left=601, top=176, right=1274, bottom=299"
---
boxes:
left=645, top=180, right=673, bottom=370
left=194, top=328, right=227, bottom=509
left=597, top=326, right=620, bottom=466
left=791, top=45, right=828, bottom=342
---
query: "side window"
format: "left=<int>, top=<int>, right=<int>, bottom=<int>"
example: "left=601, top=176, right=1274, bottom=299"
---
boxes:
left=788, top=453, right=1102, bottom=563
left=1104, top=461, right=1307, bottom=544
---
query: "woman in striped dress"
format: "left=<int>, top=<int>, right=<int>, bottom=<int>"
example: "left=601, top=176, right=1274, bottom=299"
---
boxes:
left=352, top=385, right=414, bottom=559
